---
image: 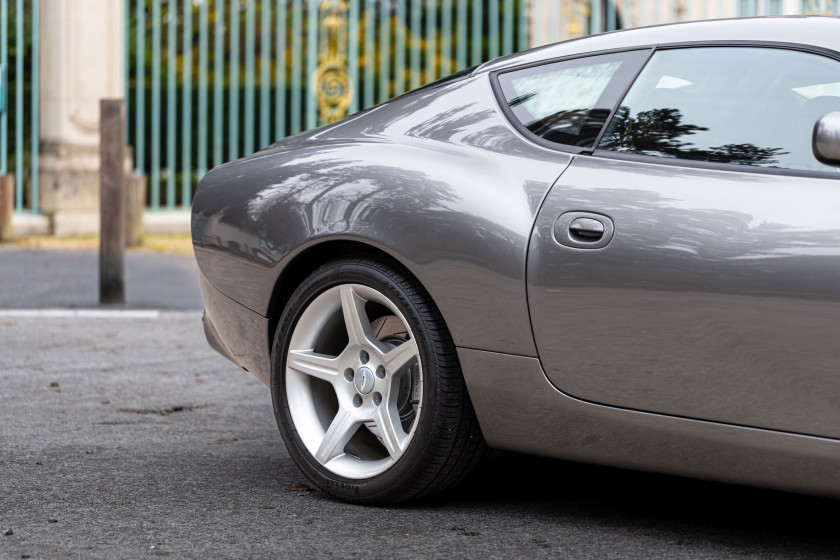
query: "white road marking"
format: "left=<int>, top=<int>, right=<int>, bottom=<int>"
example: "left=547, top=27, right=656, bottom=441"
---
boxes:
left=0, top=309, right=163, bottom=319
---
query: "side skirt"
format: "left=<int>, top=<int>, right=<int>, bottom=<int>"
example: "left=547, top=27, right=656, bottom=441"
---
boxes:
left=458, top=347, right=840, bottom=498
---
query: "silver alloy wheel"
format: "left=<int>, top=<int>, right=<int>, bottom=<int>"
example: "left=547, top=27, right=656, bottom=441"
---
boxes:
left=285, top=283, right=423, bottom=479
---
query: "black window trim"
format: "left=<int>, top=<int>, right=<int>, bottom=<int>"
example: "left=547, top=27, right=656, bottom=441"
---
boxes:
left=490, top=40, right=840, bottom=179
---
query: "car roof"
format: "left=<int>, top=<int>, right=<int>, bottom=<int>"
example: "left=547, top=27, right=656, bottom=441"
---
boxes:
left=476, top=16, right=840, bottom=74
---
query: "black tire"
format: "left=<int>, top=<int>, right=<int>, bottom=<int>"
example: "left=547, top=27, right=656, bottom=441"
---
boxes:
left=270, top=255, right=490, bottom=504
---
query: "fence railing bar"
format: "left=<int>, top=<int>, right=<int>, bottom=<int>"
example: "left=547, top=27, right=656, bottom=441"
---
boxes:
left=379, top=0, right=391, bottom=103
left=182, top=0, right=193, bottom=207
left=441, top=0, right=452, bottom=76
left=228, top=0, right=240, bottom=160
left=197, top=0, right=209, bottom=179
left=291, top=0, right=302, bottom=132
left=489, top=0, right=499, bottom=59
left=591, top=0, right=602, bottom=33
left=244, top=0, right=255, bottom=155
left=519, top=0, right=529, bottom=53
left=531, top=0, right=542, bottom=46
left=166, top=0, right=177, bottom=210
left=135, top=0, right=145, bottom=174
left=259, top=0, right=271, bottom=149
left=470, top=0, right=482, bottom=65
left=425, top=0, right=436, bottom=84
left=277, top=0, right=289, bottom=137
left=213, top=0, right=225, bottom=167
left=362, top=0, right=373, bottom=108
left=607, top=0, right=616, bottom=29
left=347, top=0, right=359, bottom=113
left=151, top=0, right=162, bottom=210
left=455, top=0, right=466, bottom=70
left=503, top=0, right=514, bottom=55
left=394, top=0, right=406, bottom=95
left=14, top=0, right=22, bottom=210
left=124, top=0, right=130, bottom=143
left=346, top=0, right=359, bottom=113
left=549, top=0, right=559, bottom=44
left=409, top=0, right=420, bottom=90
left=306, top=0, right=317, bottom=127
left=29, top=0, right=38, bottom=212
left=0, top=0, right=7, bottom=177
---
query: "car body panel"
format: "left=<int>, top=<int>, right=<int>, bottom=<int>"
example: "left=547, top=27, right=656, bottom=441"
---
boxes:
left=528, top=155, right=840, bottom=439
left=199, top=270, right=272, bottom=384
left=193, top=74, right=573, bottom=357
left=459, top=347, right=840, bottom=499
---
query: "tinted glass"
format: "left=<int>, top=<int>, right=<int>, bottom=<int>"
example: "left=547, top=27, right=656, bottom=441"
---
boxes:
left=498, top=50, right=649, bottom=148
left=598, top=47, right=840, bottom=173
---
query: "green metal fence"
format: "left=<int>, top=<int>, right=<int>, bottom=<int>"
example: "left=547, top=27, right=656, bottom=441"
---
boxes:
left=0, top=0, right=38, bottom=213
left=127, top=0, right=537, bottom=211
left=132, top=0, right=840, bottom=212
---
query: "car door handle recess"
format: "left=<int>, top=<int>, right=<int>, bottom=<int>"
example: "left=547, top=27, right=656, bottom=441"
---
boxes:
left=569, top=217, right=605, bottom=239
left=553, top=211, right=615, bottom=249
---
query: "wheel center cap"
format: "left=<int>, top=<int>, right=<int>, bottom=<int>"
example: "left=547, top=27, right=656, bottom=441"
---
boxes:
left=354, top=367, right=375, bottom=395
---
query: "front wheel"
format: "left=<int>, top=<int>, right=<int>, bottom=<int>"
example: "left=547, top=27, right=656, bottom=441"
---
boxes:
left=270, top=256, right=489, bottom=504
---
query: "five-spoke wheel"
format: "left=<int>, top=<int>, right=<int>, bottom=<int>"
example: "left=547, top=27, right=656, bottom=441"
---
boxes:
left=285, top=284, right=422, bottom=478
left=271, top=256, right=489, bottom=504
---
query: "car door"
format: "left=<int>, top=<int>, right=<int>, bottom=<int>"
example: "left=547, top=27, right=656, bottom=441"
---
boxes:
left=525, top=45, right=840, bottom=438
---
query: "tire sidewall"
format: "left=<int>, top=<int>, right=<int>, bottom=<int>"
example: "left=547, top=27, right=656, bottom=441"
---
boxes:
left=270, top=261, right=439, bottom=502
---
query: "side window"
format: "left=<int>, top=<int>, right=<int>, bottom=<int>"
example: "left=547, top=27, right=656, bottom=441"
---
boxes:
left=497, top=50, right=650, bottom=149
left=598, top=47, right=840, bottom=173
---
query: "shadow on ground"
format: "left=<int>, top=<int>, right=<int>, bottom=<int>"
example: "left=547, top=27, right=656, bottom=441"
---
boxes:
left=443, top=451, right=839, bottom=554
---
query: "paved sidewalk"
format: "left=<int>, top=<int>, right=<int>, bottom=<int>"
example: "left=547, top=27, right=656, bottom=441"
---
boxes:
left=0, top=248, right=203, bottom=310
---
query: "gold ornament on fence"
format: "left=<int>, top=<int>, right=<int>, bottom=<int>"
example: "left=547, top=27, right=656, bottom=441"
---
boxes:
left=562, top=0, right=590, bottom=39
left=315, top=0, right=352, bottom=125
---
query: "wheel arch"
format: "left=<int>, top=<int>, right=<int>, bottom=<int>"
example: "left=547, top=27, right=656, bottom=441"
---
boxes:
left=265, top=238, right=440, bottom=361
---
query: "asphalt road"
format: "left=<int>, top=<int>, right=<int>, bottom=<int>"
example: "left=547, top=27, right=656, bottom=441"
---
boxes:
left=4, top=314, right=840, bottom=559
left=2, top=249, right=840, bottom=558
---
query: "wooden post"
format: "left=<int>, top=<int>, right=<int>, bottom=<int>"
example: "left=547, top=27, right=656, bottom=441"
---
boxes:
left=99, top=99, right=126, bottom=304
left=0, top=174, right=13, bottom=241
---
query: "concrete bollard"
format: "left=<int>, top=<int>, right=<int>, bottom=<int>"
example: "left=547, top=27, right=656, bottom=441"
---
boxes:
left=99, top=99, right=126, bottom=305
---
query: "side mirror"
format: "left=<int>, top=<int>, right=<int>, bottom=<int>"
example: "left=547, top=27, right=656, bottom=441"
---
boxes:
left=813, top=111, right=840, bottom=166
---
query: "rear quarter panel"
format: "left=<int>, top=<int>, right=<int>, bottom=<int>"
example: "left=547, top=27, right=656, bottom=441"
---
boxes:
left=192, top=74, right=572, bottom=357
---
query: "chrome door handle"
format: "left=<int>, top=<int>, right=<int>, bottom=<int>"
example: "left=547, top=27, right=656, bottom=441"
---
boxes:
left=568, top=217, right=605, bottom=240
left=553, top=211, right=615, bottom=249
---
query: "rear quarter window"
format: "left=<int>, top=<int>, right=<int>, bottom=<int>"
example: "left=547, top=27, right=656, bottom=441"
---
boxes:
left=496, top=49, right=650, bottom=149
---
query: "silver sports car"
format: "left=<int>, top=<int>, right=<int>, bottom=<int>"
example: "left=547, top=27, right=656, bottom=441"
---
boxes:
left=191, top=16, right=840, bottom=504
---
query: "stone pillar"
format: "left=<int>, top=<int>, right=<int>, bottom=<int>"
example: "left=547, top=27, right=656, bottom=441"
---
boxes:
left=39, top=0, right=124, bottom=236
